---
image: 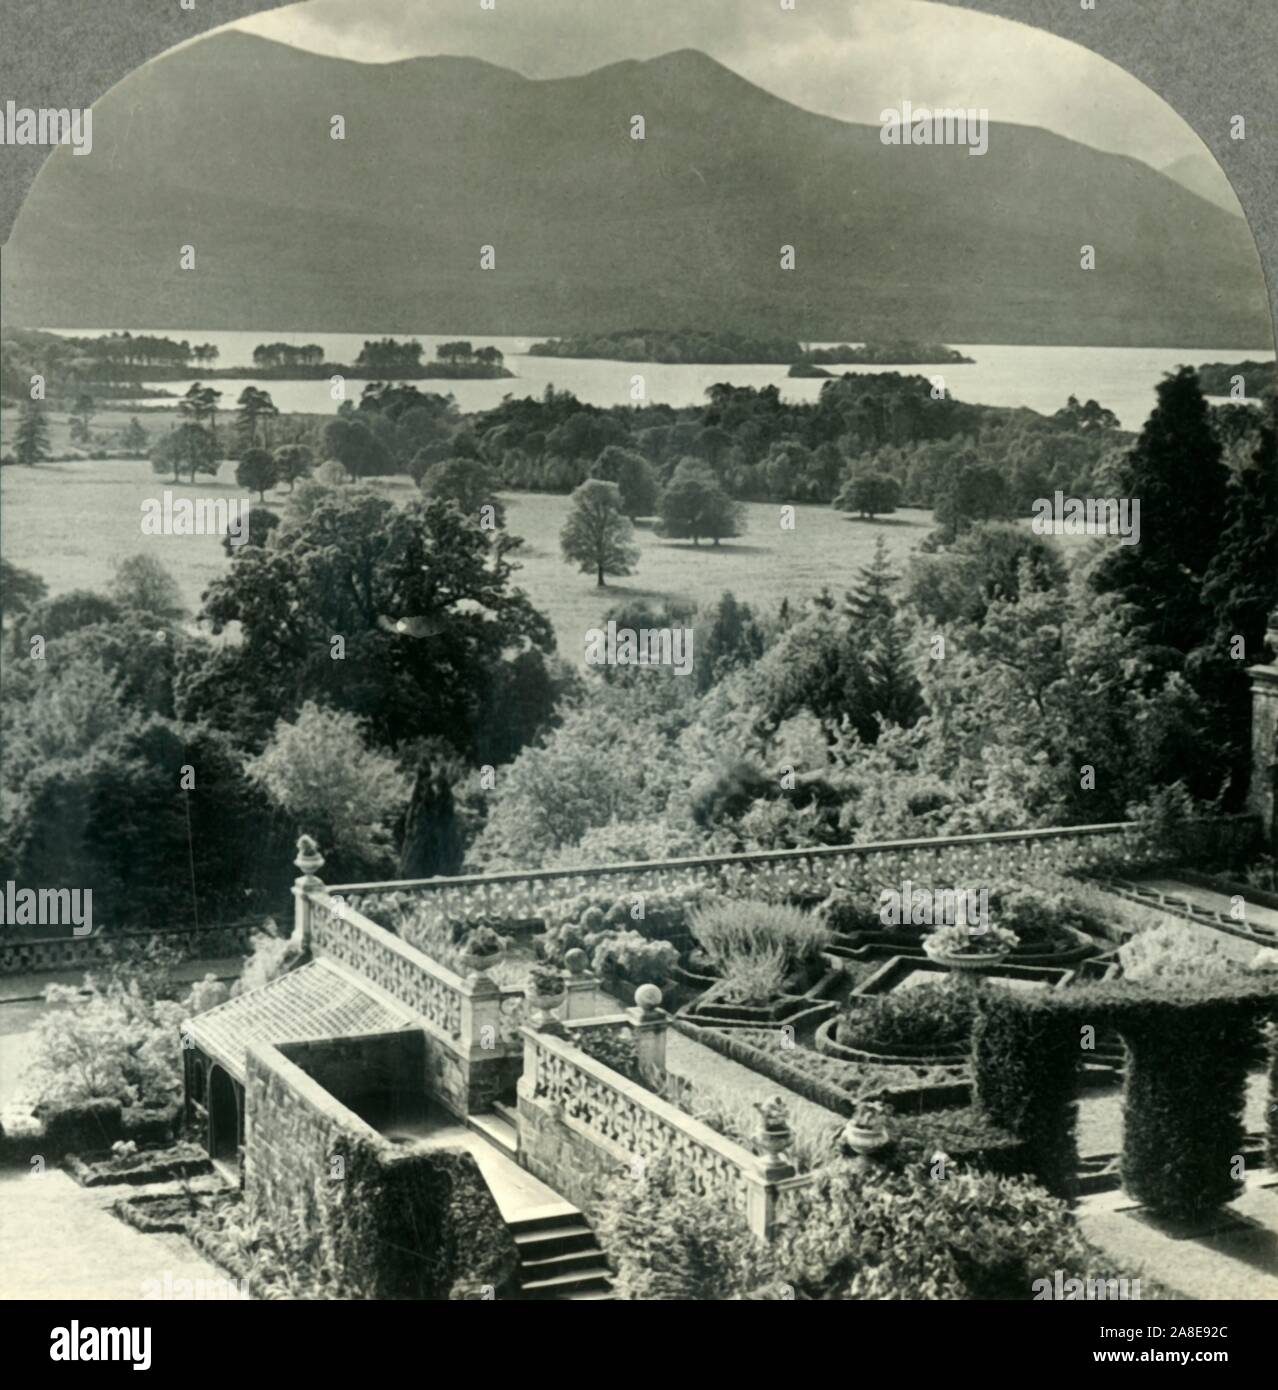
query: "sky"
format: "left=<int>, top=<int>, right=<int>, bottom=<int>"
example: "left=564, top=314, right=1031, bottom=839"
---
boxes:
left=232, top=0, right=1230, bottom=184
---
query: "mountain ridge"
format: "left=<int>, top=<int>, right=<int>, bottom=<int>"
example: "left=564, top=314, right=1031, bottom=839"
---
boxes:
left=3, top=31, right=1269, bottom=346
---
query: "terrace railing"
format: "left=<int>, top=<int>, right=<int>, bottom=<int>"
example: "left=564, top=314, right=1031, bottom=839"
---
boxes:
left=326, top=817, right=1258, bottom=938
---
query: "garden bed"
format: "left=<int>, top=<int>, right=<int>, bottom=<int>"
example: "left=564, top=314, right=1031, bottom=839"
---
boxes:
left=815, top=1013, right=971, bottom=1066
left=65, top=1141, right=212, bottom=1188
left=673, top=1019, right=970, bottom=1116
left=675, top=962, right=845, bottom=1029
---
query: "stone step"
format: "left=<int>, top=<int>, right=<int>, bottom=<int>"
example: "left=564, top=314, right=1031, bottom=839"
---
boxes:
left=467, top=1110, right=518, bottom=1157
left=561, top=1289, right=615, bottom=1301
left=521, top=1268, right=614, bottom=1298
left=519, top=1247, right=610, bottom=1282
left=493, top=1099, right=520, bottom=1128
left=513, top=1223, right=598, bottom=1258
left=507, top=1207, right=585, bottom=1236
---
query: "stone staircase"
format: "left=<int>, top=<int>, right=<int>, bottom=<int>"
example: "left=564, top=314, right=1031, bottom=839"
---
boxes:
left=467, top=1101, right=614, bottom=1301
left=510, top=1209, right=614, bottom=1301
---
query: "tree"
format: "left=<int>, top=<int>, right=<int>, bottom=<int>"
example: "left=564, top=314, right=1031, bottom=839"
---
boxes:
left=834, top=472, right=900, bottom=519
left=14, top=398, right=50, bottom=465
left=590, top=445, right=659, bottom=519
left=236, top=447, right=279, bottom=501
left=245, top=701, right=411, bottom=877
left=0, top=559, right=47, bottom=626
left=656, top=460, right=744, bottom=546
left=272, top=443, right=313, bottom=492
left=109, top=554, right=186, bottom=621
left=121, top=417, right=149, bottom=454
left=1091, top=367, right=1231, bottom=657
left=696, top=592, right=766, bottom=693
left=197, top=489, right=557, bottom=757
left=223, top=506, right=280, bottom=555
left=399, top=756, right=465, bottom=877
left=236, top=386, right=279, bottom=449
left=560, top=479, right=640, bottom=587
left=177, top=382, right=222, bottom=436
left=69, top=392, right=96, bottom=445
left=420, top=456, right=505, bottom=527
left=933, top=461, right=1009, bottom=541
left=151, top=424, right=219, bottom=484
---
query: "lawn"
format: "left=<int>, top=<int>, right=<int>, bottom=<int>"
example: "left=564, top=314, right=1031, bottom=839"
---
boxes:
left=1, top=453, right=939, bottom=662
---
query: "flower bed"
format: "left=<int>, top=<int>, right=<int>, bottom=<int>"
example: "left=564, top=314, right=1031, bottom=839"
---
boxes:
left=675, top=962, right=844, bottom=1030
left=65, top=1141, right=212, bottom=1188
left=672, top=1019, right=969, bottom=1117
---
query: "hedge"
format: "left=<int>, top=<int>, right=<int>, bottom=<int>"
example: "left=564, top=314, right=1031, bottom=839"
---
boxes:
left=972, top=980, right=1278, bottom=1212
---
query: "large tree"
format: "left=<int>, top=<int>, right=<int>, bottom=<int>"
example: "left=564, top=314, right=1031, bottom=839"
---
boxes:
left=236, top=447, right=278, bottom=501
left=656, top=460, right=744, bottom=546
left=197, top=487, right=558, bottom=757
left=1091, top=367, right=1230, bottom=656
left=151, top=423, right=219, bottom=484
left=590, top=445, right=659, bottom=519
left=560, top=479, right=640, bottom=587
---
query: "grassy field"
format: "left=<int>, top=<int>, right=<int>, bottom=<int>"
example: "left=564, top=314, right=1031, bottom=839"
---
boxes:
left=1, top=452, right=942, bottom=663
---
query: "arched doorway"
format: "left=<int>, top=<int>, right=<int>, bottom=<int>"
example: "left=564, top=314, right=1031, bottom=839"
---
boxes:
left=209, top=1066, right=240, bottom=1160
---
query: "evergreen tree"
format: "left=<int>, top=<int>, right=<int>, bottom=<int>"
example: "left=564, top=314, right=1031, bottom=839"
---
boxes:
left=399, top=758, right=464, bottom=877
left=1091, top=367, right=1230, bottom=655
left=15, top=398, right=50, bottom=465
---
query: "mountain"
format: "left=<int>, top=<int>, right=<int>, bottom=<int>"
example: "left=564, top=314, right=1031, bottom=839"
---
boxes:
left=1161, top=152, right=1243, bottom=217
left=2, top=32, right=1269, bottom=346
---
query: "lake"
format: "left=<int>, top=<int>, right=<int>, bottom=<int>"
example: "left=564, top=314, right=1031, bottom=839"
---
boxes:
left=45, top=329, right=1275, bottom=431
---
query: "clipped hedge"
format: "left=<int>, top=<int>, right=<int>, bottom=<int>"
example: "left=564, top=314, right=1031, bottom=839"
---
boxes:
left=972, top=980, right=1278, bottom=1212
left=41, top=1098, right=125, bottom=1155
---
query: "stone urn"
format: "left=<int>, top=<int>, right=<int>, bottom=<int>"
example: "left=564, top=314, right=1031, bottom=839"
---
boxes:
left=528, top=967, right=567, bottom=1013
left=923, top=925, right=1018, bottom=974
left=754, top=1096, right=793, bottom=1159
left=458, top=926, right=506, bottom=976
left=842, top=1101, right=892, bottom=1157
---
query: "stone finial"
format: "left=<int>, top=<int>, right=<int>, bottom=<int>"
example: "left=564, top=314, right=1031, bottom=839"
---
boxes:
left=294, top=834, right=324, bottom=878
left=564, top=947, right=589, bottom=976
left=634, top=978, right=664, bottom=1011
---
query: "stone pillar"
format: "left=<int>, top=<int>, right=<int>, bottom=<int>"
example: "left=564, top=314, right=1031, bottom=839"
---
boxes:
left=626, top=983, right=668, bottom=1079
left=562, top=947, right=605, bottom=1021
left=290, top=835, right=325, bottom=953
left=744, top=1158, right=796, bottom=1240
left=460, top=971, right=502, bottom=1054
left=1247, top=612, right=1278, bottom=859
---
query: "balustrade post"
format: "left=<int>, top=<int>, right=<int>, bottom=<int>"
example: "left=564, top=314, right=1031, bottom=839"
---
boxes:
left=627, top=984, right=668, bottom=1079
left=562, top=947, right=606, bottom=1021
left=460, top=971, right=502, bottom=1055
left=291, top=835, right=325, bottom=953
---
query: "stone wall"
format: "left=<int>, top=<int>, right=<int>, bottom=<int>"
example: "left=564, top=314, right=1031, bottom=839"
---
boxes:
left=243, top=1036, right=517, bottom=1298
left=277, top=1030, right=427, bottom=1131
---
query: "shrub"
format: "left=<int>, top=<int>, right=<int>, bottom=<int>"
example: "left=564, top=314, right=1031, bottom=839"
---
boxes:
left=840, top=980, right=979, bottom=1053
left=1117, top=921, right=1249, bottom=985
left=231, top=927, right=303, bottom=997
left=594, top=1156, right=773, bottom=1299
left=775, top=1160, right=1117, bottom=1300
left=590, top=931, right=679, bottom=988
left=718, top=947, right=789, bottom=1003
left=42, top=1098, right=124, bottom=1153
left=690, top=900, right=830, bottom=984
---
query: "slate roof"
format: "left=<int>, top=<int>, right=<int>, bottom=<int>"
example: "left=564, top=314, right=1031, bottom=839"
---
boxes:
left=184, top=958, right=417, bottom=1082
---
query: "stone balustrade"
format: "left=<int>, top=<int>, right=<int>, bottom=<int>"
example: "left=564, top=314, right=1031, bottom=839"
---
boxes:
left=329, top=819, right=1240, bottom=940
left=518, top=1018, right=802, bottom=1238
